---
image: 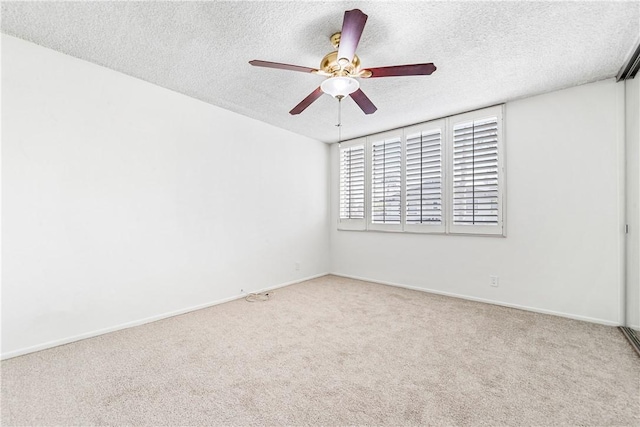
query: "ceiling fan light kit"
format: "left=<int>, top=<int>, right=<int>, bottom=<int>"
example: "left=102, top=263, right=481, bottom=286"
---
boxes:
left=321, top=76, right=360, bottom=99
left=249, top=9, right=436, bottom=116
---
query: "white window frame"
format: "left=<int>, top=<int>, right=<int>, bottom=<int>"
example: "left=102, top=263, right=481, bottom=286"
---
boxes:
left=336, top=105, right=506, bottom=237
left=404, top=119, right=447, bottom=234
left=447, top=105, right=505, bottom=236
left=367, top=130, right=404, bottom=232
left=338, top=138, right=367, bottom=231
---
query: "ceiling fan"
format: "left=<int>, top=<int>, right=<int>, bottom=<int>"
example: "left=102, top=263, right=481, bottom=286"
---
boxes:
left=249, top=9, right=437, bottom=115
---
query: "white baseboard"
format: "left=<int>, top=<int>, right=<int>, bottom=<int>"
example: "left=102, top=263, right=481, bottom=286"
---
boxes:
left=1, top=273, right=329, bottom=360
left=331, top=273, right=620, bottom=327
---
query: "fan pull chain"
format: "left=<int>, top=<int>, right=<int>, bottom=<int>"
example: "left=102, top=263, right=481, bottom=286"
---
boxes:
left=336, top=97, right=342, bottom=143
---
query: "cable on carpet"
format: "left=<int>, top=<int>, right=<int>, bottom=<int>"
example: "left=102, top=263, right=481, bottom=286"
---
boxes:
left=245, top=291, right=273, bottom=302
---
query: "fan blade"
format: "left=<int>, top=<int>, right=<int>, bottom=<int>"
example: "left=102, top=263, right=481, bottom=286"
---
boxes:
left=363, top=63, right=437, bottom=78
left=350, top=89, right=377, bottom=114
left=290, top=87, right=324, bottom=115
left=337, top=9, right=368, bottom=63
left=249, top=60, right=319, bottom=74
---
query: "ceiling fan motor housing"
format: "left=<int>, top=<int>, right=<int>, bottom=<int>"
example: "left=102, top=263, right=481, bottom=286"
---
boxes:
left=318, top=32, right=372, bottom=78
left=320, top=50, right=361, bottom=76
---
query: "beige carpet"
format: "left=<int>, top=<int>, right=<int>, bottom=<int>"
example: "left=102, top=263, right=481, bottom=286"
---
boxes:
left=2, top=275, right=639, bottom=426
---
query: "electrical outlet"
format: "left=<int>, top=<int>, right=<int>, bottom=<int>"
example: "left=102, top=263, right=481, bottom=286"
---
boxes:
left=490, top=276, right=499, bottom=287
left=295, top=262, right=300, bottom=271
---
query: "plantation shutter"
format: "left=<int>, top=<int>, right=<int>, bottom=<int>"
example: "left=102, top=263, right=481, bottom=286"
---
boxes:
left=451, top=114, right=501, bottom=232
left=371, top=136, right=402, bottom=227
left=337, top=105, right=504, bottom=236
left=405, top=127, right=443, bottom=228
left=339, top=144, right=365, bottom=221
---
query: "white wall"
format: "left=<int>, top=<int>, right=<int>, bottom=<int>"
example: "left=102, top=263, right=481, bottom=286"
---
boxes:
left=1, top=33, right=631, bottom=360
left=1, top=35, right=330, bottom=358
left=330, top=79, right=626, bottom=325
left=626, top=76, right=640, bottom=331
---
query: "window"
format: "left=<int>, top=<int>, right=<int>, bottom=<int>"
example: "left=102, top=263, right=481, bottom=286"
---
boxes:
left=338, top=139, right=366, bottom=230
left=404, top=120, right=445, bottom=233
left=370, top=132, right=402, bottom=231
left=337, top=105, right=504, bottom=236
left=448, top=107, right=504, bottom=235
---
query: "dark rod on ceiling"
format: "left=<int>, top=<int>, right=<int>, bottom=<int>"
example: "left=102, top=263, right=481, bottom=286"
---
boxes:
left=617, top=40, right=640, bottom=81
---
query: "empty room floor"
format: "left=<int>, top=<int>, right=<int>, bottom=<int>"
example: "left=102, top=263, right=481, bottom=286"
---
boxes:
left=2, top=275, right=639, bottom=426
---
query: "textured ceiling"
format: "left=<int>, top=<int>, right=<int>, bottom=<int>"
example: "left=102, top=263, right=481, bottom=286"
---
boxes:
left=2, top=1, right=639, bottom=143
